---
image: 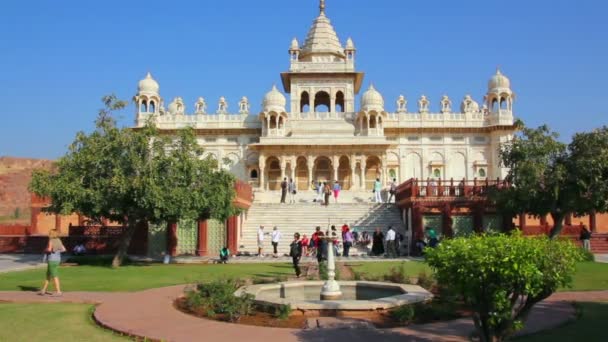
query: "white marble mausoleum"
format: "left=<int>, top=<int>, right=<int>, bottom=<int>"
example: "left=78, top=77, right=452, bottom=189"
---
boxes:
left=133, top=0, right=516, bottom=193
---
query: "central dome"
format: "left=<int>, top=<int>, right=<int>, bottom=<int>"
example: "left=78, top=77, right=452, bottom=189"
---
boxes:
left=300, top=7, right=345, bottom=59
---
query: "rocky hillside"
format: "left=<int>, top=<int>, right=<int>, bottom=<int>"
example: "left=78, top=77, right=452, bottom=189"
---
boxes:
left=0, top=157, right=54, bottom=223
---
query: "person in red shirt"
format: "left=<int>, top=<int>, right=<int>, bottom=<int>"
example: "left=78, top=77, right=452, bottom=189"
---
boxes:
left=310, top=226, right=322, bottom=256
left=301, top=234, right=310, bottom=256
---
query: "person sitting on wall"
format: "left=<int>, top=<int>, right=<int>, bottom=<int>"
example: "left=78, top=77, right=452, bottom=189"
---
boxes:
left=219, top=247, right=230, bottom=264
left=73, top=243, right=86, bottom=256
left=426, top=227, right=439, bottom=248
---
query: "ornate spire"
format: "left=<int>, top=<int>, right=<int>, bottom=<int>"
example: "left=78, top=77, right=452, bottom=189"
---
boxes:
left=320, top=0, right=326, bottom=14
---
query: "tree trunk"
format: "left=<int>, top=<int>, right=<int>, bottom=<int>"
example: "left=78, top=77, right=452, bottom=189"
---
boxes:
left=549, top=212, right=565, bottom=239
left=112, top=221, right=139, bottom=268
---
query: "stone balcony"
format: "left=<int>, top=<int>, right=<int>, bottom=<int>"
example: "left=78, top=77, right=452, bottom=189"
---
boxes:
left=289, top=60, right=355, bottom=73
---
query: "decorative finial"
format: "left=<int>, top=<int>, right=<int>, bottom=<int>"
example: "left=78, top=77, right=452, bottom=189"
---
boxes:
left=320, top=0, right=326, bottom=14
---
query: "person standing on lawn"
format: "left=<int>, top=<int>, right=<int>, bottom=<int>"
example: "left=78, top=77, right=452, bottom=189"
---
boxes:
left=371, top=227, right=385, bottom=256
left=289, top=233, right=303, bottom=278
left=580, top=223, right=592, bottom=251
left=40, top=229, right=66, bottom=296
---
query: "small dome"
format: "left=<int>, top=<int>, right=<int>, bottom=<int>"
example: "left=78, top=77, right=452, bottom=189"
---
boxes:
left=263, top=85, right=286, bottom=112
left=290, top=38, right=300, bottom=50
left=361, top=84, right=384, bottom=112
left=138, top=72, right=159, bottom=94
left=345, top=37, right=355, bottom=50
left=488, top=69, right=511, bottom=91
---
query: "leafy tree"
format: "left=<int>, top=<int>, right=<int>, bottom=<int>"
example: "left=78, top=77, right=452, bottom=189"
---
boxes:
left=567, top=126, right=608, bottom=218
left=425, top=233, right=582, bottom=342
left=493, top=125, right=570, bottom=236
left=30, top=95, right=237, bottom=267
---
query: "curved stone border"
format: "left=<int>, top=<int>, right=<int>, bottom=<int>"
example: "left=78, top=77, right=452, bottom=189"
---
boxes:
left=1, top=288, right=604, bottom=341
left=236, top=281, right=432, bottom=311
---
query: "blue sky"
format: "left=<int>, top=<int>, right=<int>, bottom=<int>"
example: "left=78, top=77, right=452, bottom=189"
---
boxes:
left=0, top=0, right=606, bottom=159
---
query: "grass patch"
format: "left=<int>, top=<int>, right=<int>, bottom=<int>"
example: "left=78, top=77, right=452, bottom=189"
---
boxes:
left=0, top=303, right=128, bottom=341
left=0, top=262, right=294, bottom=292
left=517, top=302, right=608, bottom=342
left=352, top=261, right=608, bottom=292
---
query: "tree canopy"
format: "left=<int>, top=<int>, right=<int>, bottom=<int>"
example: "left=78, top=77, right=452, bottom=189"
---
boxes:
left=30, top=95, right=237, bottom=266
left=493, top=125, right=608, bottom=237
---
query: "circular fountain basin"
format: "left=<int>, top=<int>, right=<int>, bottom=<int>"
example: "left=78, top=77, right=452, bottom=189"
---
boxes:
left=235, top=281, right=432, bottom=312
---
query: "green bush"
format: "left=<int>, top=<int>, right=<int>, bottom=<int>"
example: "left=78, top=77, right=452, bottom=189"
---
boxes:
left=425, top=232, right=583, bottom=342
left=384, top=263, right=411, bottom=284
left=391, top=305, right=415, bottom=324
left=416, top=271, right=435, bottom=290
left=274, top=304, right=292, bottom=320
left=185, top=278, right=254, bottom=322
left=318, top=261, right=328, bottom=280
left=579, top=247, right=595, bottom=262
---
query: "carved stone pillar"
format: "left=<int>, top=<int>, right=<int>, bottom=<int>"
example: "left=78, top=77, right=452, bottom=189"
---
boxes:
left=350, top=166, right=356, bottom=190
left=226, top=216, right=238, bottom=253
left=167, top=222, right=178, bottom=257
left=308, top=155, right=315, bottom=186
left=259, top=167, right=265, bottom=190
left=280, top=158, right=286, bottom=182
left=196, top=220, right=208, bottom=256
left=360, top=160, right=367, bottom=189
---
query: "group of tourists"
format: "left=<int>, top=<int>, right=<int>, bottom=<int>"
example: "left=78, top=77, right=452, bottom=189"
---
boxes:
left=277, top=178, right=400, bottom=205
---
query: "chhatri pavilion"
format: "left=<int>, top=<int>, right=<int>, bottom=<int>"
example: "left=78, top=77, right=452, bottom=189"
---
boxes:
left=133, top=0, right=516, bottom=194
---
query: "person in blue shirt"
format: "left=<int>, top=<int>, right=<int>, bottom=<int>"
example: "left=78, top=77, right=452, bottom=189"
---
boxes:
left=332, top=181, right=342, bottom=203
left=219, top=247, right=230, bottom=264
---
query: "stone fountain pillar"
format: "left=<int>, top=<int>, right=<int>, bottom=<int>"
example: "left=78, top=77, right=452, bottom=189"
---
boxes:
left=320, top=238, right=343, bottom=300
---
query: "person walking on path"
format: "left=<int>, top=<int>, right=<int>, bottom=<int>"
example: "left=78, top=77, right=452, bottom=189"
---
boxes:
left=580, top=223, right=592, bottom=251
left=39, top=229, right=66, bottom=296
left=257, top=226, right=266, bottom=257
left=288, top=178, right=297, bottom=204
left=289, top=233, right=303, bottom=278
left=271, top=226, right=282, bottom=257
left=371, top=227, right=385, bottom=256
left=311, top=226, right=322, bottom=256
left=342, top=227, right=354, bottom=257
left=333, top=181, right=341, bottom=203
left=323, top=182, right=331, bottom=206
left=387, top=178, right=397, bottom=203
left=385, top=226, right=397, bottom=258
left=280, top=178, right=288, bottom=204
left=373, top=178, right=383, bottom=203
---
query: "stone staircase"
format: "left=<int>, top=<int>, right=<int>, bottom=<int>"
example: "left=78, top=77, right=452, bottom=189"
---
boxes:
left=239, top=202, right=404, bottom=256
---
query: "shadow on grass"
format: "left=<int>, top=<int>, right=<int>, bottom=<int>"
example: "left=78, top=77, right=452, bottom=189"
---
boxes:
left=18, top=286, right=39, bottom=292
left=64, top=256, right=153, bottom=268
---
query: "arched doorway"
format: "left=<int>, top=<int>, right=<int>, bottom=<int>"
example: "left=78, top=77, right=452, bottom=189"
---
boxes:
left=313, top=157, right=332, bottom=184
left=365, top=156, right=381, bottom=190
left=314, top=91, right=330, bottom=112
left=266, top=157, right=281, bottom=190
left=295, top=157, right=309, bottom=191
left=338, top=156, right=351, bottom=190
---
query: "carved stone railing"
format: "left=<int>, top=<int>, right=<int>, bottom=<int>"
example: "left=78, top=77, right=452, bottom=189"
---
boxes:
left=136, top=113, right=261, bottom=130
left=289, top=61, right=355, bottom=73
left=395, top=178, right=509, bottom=201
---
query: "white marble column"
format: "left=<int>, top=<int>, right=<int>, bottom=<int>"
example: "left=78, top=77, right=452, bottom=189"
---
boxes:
left=259, top=167, right=265, bottom=190
left=350, top=166, right=356, bottom=190
left=361, top=160, right=367, bottom=189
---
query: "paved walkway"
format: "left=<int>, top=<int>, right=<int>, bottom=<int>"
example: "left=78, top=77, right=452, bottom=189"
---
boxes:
left=2, top=287, right=606, bottom=342
left=595, top=254, right=608, bottom=263
left=0, top=254, right=45, bottom=273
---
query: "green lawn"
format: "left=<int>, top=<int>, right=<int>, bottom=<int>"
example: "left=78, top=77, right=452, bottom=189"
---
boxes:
left=0, top=259, right=606, bottom=293
left=350, top=261, right=608, bottom=292
left=517, top=302, right=608, bottom=342
left=0, top=262, right=294, bottom=292
left=0, top=303, right=128, bottom=341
